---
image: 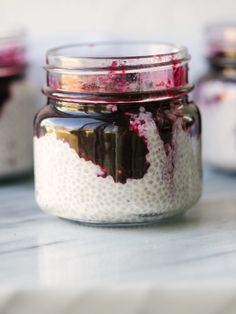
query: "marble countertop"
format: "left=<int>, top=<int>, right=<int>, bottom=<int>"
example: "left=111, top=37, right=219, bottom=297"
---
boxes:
left=1, top=167, right=236, bottom=313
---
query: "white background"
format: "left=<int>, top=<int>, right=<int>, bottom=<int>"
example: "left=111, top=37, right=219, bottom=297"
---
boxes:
left=1, top=0, right=236, bottom=93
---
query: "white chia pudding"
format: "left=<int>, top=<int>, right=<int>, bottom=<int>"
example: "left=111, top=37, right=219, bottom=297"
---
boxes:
left=0, top=79, right=34, bottom=178
left=34, top=106, right=201, bottom=224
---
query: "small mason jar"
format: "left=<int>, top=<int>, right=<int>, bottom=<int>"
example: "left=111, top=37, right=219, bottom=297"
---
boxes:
left=0, top=27, right=34, bottom=179
left=196, top=25, right=236, bottom=170
left=34, top=42, right=202, bottom=225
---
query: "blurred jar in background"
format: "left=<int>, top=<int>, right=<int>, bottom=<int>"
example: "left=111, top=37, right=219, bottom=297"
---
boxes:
left=196, top=24, right=236, bottom=171
left=0, top=27, right=35, bottom=179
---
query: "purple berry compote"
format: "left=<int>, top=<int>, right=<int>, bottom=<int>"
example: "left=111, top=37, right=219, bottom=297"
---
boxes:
left=34, top=42, right=202, bottom=225
left=195, top=24, right=236, bottom=170
left=0, top=27, right=35, bottom=178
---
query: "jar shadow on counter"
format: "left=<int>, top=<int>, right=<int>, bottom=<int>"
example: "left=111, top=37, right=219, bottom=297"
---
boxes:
left=56, top=196, right=235, bottom=230
left=207, top=165, right=236, bottom=178
left=58, top=206, right=202, bottom=229
left=0, top=170, right=34, bottom=186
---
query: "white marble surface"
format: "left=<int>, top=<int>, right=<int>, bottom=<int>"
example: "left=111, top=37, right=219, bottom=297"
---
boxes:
left=1, top=167, right=236, bottom=313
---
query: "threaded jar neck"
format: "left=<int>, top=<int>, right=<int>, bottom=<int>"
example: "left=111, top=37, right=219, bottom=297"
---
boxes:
left=44, top=41, right=192, bottom=103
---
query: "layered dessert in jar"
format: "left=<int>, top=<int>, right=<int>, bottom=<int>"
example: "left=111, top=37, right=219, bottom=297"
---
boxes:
left=195, top=24, right=236, bottom=170
left=0, top=28, right=35, bottom=178
left=34, top=42, right=202, bottom=225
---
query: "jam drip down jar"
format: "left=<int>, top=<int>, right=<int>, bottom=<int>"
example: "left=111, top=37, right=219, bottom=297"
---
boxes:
left=34, top=42, right=202, bottom=225
left=196, top=25, right=236, bottom=170
left=0, top=28, right=35, bottom=178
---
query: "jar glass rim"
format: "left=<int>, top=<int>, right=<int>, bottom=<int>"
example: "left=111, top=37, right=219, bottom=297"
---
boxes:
left=206, top=23, right=236, bottom=55
left=0, top=26, right=25, bottom=42
left=45, top=41, right=191, bottom=101
left=206, top=23, right=236, bottom=35
left=46, top=41, right=190, bottom=69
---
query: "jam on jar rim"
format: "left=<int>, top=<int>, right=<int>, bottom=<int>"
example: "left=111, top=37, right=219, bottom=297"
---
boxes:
left=0, top=27, right=27, bottom=113
left=0, top=26, right=27, bottom=77
left=206, top=24, right=236, bottom=69
left=44, top=41, right=193, bottom=103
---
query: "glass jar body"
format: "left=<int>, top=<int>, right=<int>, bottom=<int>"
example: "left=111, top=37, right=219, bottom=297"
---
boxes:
left=196, top=68, right=236, bottom=170
left=0, top=73, right=34, bottom=179
left=34, top=97, right=202, bottom=225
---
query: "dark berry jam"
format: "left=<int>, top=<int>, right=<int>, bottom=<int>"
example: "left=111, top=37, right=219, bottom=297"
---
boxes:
left=0, top=74, right=24, bottom=115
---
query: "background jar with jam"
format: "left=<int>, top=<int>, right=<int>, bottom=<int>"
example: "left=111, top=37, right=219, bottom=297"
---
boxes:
left=0, top=27, right=35, bottom=179
left=196, top=24, right=236, bottom=171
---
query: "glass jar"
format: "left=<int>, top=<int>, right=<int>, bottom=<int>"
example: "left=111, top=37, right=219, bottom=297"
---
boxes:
left=196, top=24, right=236, bottom=170
left=0, top=27, right=34, bottom=179
left=34, top=42, right=202, bottom=225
